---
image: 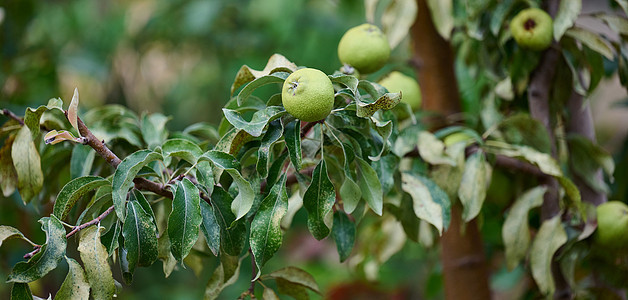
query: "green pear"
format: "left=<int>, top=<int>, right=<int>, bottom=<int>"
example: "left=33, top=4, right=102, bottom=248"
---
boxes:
left=596, top=201, right=628, bottom=250
left=379, top=71, right=422, bottom=110
left=510, top=8, right=554, bottom=51
left=338, top=23, right=390, bottom=74
left=282, top=68, right=334, bottom=122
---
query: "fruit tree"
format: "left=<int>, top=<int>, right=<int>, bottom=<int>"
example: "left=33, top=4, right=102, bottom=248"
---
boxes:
left=1, top=0, right=628, bottom=299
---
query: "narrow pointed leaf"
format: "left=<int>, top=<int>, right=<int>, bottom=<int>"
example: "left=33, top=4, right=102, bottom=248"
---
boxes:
left=200, top=200, right=221, bottom=256
left=332, top=211, right=355, bottom=262
left=458, top=151, right=489, bottom=222
left=23, top=98, right=63, bottom=140
left=250, top=174, right=288, bottom=279
left=502, top=186, right=546, bottom=270
left=195, top=161, right=215, bottom=196
left=285, top=120, right=302, bottom=171
left=554, top=0, right=581, bottom=40
left=55, top=256, right=90, bottom=300
left=141, top=113, right=169, bottom=149
left=70, top=145, right=95, bottom=179
left=77, top=226, right=115, bottom=300
left=401, top=173, right=451, bottom=235
left=236, top=73, right=290, bottom=105
left=261, top=266, right=320, bottom=294
left=355, top=157, right=383, bottom=216
left=11, top=126, right=43, bottom=204
left=111, top=149, right=162, bottom=220
left=256, top=120, right=283, bottom=178
left=210, top=188, right=246, bottom=256
left=53, top=176, right=109, bottom=220
left=565, top=27, right=614, bottom=60
left=162, top=138, right=204, bottom=164
left=223, top=106, right=286, bottom=137
left=7, top=216, right=66, bottom=283
left=530, top=215, right=568, bottom=297
left=68, top=88, right=80, bottom=134
left=10, top=283, right=32, bottom=300
left=204, top=253, right=244, bottom=300
left=0, top=135, right=18, bottom=197
left=100, top=221, right=121, bottom=257
left=167, top=178, right=202, bottom=262
left=303, top=160, right=336, bottom=240
left=123, top=200, right=158, bottom=275
left=0, top=226, right=28, bottom=248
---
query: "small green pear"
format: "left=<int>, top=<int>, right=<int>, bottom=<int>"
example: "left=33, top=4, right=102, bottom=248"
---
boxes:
left=510, top=8, right=554, bottom=51
left=282, top=68, right=334, bottom=122
left=338, top=23, right=390, bottom=74
left=595, top=201, right=628, bottom=250
left=379, top=71, right=422, bottom=110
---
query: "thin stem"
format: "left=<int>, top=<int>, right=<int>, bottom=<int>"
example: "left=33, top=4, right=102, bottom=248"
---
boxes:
left=24, top=205, right=115, bottom=259
left=249, top=248, right=257, bottom=294
left=1, top=108, right=25, bottom=125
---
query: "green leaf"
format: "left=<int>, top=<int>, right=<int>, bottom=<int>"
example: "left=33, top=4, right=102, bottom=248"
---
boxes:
left=11, top=126, right=43, bottom=204
left=530, top=215, right=568, bottom=297
left=223, top=106, right=286, bottom=137
left=77, top=226, right=116, bottom=300
left=257, top=120, right=283, bottom=178
left=23, top=98, right=63, bottom=140
left=70, top=145, right=95, bottom=179
left=157, top=231, right=177, bottom=278
left=554, top=0, right=581, bottom=40
left=355, top=157, right=383, bottom=216
left=67, top=88, right=80, bottom=135
left=162, top=138, right=204, bottom=164
left=167, top=178, right=202, bottom=262
left=214, top=128, right=253, bottom=155
left=111, top=149, right=162, bottom=220
left=0, top=226, right=28, bottom=248
left=285, top=120, right=302, bottom=171
left=565, top=27, right=614, bottom=60
left=231, top=54, right=297, bottom=95
left=499, top=114, right=552, bottom=154
left=597, top=14, right=628, bottom=36
left=141, top=113, right=170, bottom=149
left=368, top=118, right=393, bottom=161
left=567, top=134, right=615, bottom=192
left=277, top=278, right=310, bottom=300
left=10, top=283, right=32, bottom=300
left=329, top=74, right=359, bottom=94
left=261, top=266, right=321, bottom=294
left=100, top=221, right=121, bottom=257
left=426, top=0, right=453, bottom=39
left=204, top=253, right=244, bottom=300
left=7, top=216, right=66, bottom=283
left=236, top=72, right=290, bottom=105
left=303, top=160, right=336, bottom=240
left=123, top=200, right=158, bottom=275
left=200, top=200, right=220, bottom=256
left=340, top=176, right=361, bottom=214
left=55, top=256, right=90, bottom=300
left=355, top=88, right=401, bottom=118
left=250, top=174, right=288, bottom=279
left=381, top=0, right=418, bottom=49
left=195, top=161, right=215, bottom=196
left=331, top=211, right=355, bottom=262
left=502, top=186, right=546, bottom=270
left=458, top=151, right=490, bottom=222
left=0, top=135, right=17, bottom=197
left=200, top=150, right=255, bottom=222
left=493, top=145, right=562, bottom=176
left=417, top=131, right=456, bottom=166
left=53, top=176, right=109, bottom=220
left=401, top=173, right=451, bottom=235
left=210, top=188, right=246, bottom=256
left=263, top=287, right=281, bottom=300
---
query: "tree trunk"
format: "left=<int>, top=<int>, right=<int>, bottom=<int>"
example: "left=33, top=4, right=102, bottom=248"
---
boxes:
left=410, top=1, right=491, bottom=299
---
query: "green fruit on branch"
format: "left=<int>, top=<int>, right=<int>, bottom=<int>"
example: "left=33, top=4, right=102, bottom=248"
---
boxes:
left=338, top=23, right=390, bottom=74
left=595, top=201, right=628, bottom=250
left=443, top=132, right=474, bottom=147
left=379, top=71, right=422, bottom=110
left=509, top=8, right=554, bottom=51
left=282, top=68, right=335, bottom=122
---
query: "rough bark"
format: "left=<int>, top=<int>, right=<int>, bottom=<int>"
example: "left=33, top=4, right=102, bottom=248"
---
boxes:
left=411, top=1, right=491, bottom=299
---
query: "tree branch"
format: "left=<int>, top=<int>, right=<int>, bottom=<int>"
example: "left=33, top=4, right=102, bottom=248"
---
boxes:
left=1, top=108, right=25, bottom=125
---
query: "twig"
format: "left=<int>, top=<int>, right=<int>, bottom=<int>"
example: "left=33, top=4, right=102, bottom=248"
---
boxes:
left=1, top=108, right=25, bottom=125
left=24, top=205, right=115, bottom=259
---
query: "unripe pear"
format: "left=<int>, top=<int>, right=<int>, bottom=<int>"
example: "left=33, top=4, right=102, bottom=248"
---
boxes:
left=338, top=23, right=390, bottom=74
left=282, top=68, right=334, bottom=122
